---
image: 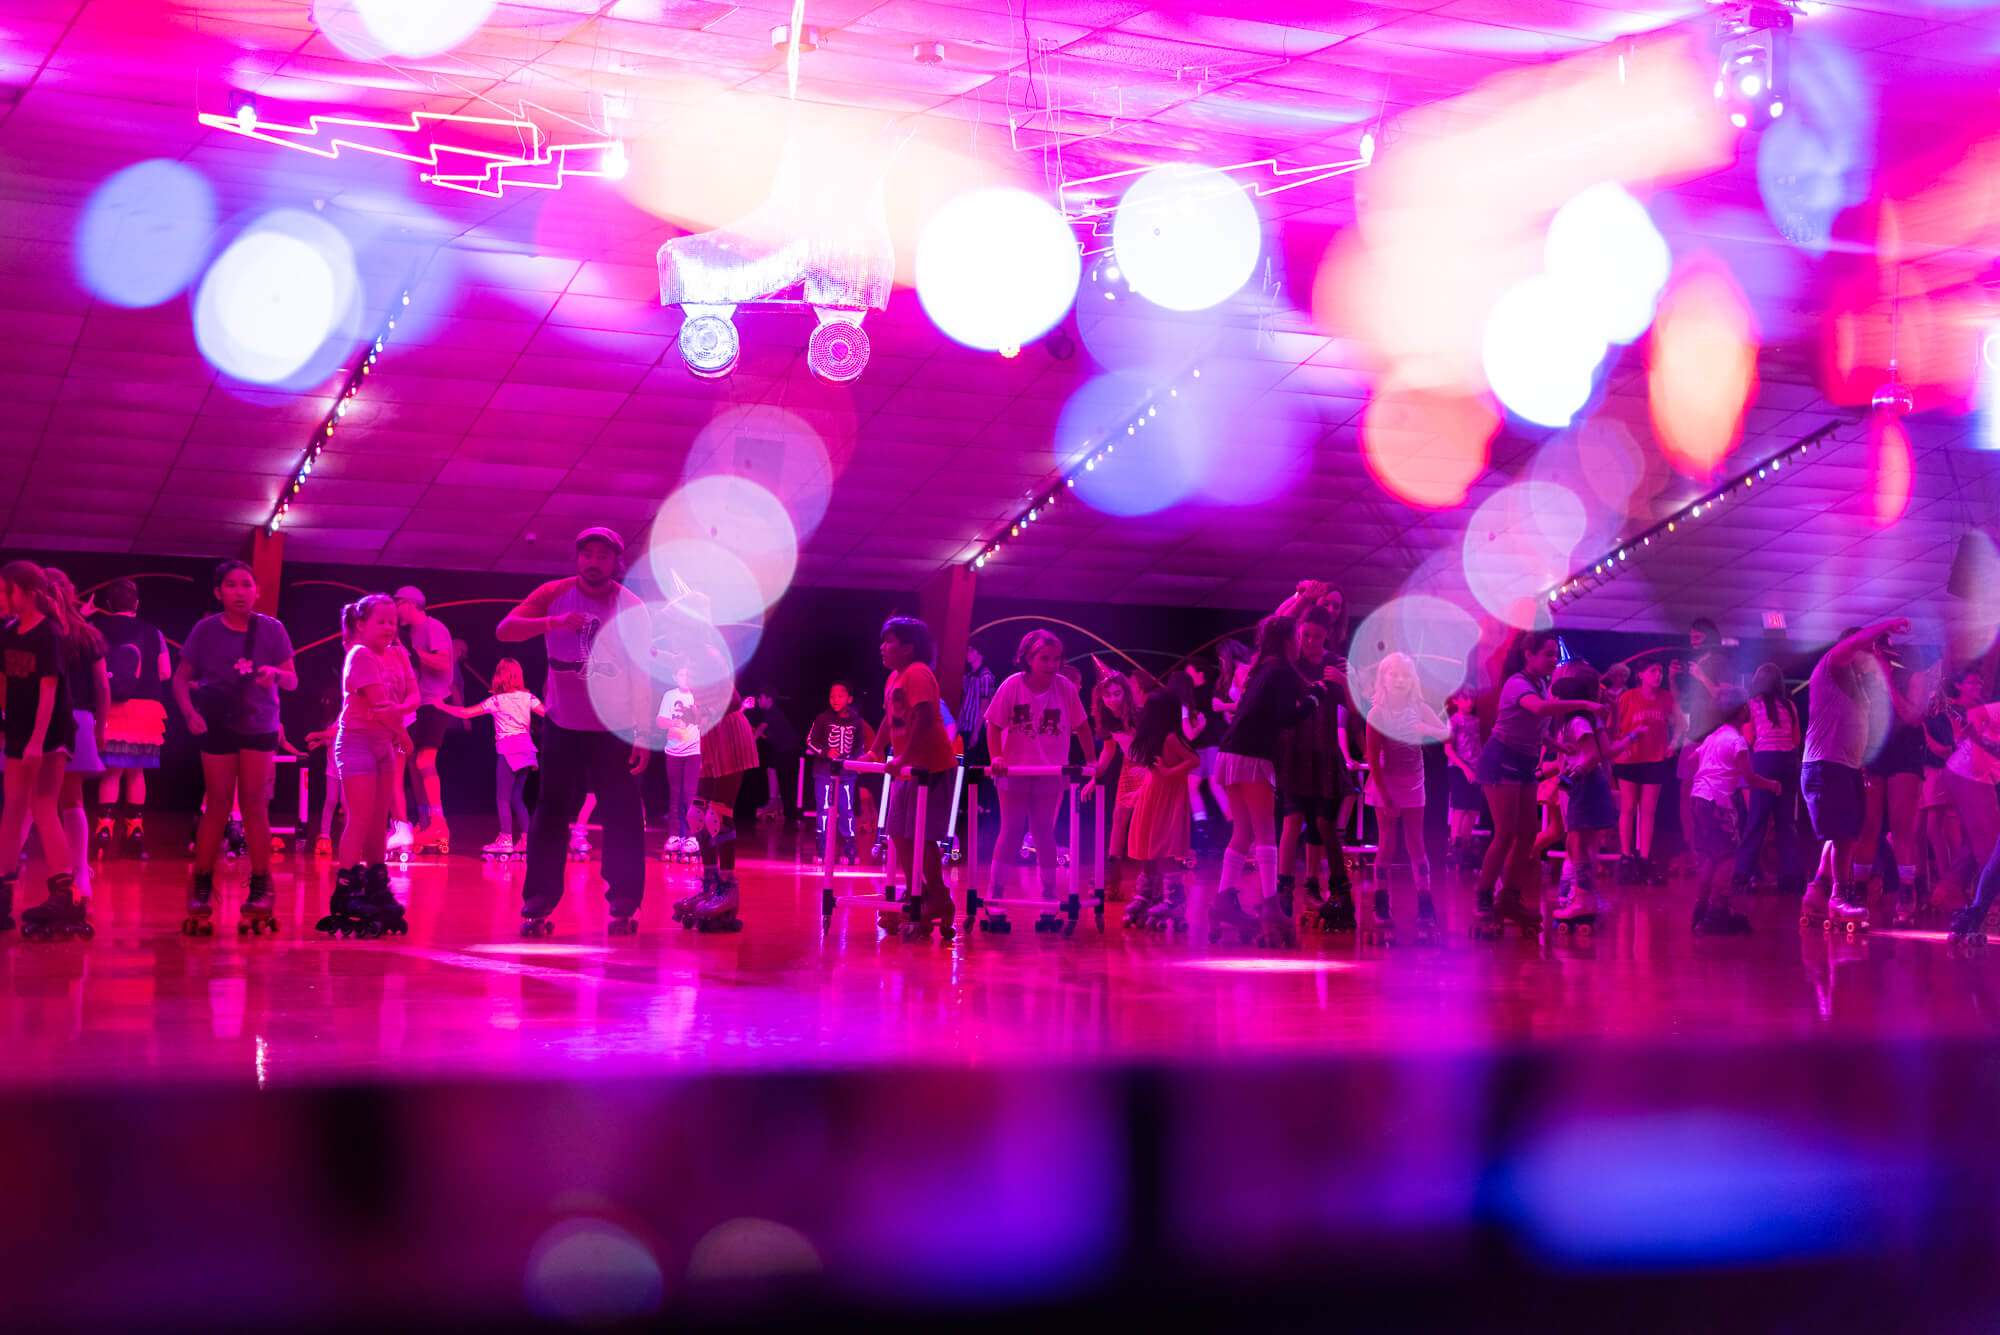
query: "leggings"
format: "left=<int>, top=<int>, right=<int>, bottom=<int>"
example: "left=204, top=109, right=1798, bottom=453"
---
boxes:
left=496, top=758, right=532, bottom=839
left=992, top=774, right=1065, bottom=897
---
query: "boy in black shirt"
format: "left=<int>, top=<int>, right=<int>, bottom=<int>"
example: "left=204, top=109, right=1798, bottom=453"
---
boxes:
left=806, top=681, right=876, bottom=864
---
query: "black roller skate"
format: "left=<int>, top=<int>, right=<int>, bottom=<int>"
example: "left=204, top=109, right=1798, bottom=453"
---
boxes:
left=1473, top=886, right=1540, bottom=940
left=1275, top=873, right=1296, bottom=921
left=691, top=872, right=743, bottom=933
left=1615, top=855, right=1637, bottom=887
left=1208, top=888, right=1259, bottom=945
left=521, top=914, right=556, bottom=938
left=607, top=912, right=639, bottom=937
left=899, top=890, right=956, bottom=943
left=674, top=868, right=719, bottom=925
left=123, top=819, right=148, bottom=861
left=1124, top=869, right=1163, bottom=929
left=1145, top=875, right=1188, bottom=933
left=1412, top=886, right=1441, bottom=945
left=91, top=817, right=114, bottom=859
left=1310, top=880, right=1358, bottom=933
left=0, top=872, right=14, bottom=933
left=20, top=873, right=92, bottom=942
left=238, top=872, right=279, bottom=936
left=223, top=818, right=248, bottom=861
left=351, top=864, right=409, bottom=939
left=1361, top=886, right=1395, bottom=947
left=182, top=871, right=217, bottom=937
left=316, top=866, right=365, bottom=937
left=841, top=836, right=859, bottom=867
left=1255, top=892, right=1298, bottom=949
left=1694, top=896, right=1751, bottom=936
left=1949, top=905, right=1988, bottom=949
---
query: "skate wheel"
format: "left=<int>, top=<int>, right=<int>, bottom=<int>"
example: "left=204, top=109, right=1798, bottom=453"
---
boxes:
left=806, top=317, right=869, bottom=384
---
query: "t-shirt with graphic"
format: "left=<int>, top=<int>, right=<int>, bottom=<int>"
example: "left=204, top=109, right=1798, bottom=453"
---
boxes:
left=985, top=671, right=1086, bottom=770
left=180, top=612, right=295, bottom=737
left=339, top=644, right=412, bottom=740
left=1, top=617, right=75, bottom=758
left=474, top=688, right=543, bottom=770
left=885, top=662, right=956, bottom=775
left=402, top=615, right=453, bottom=706
left=656, top=687, right=702, bottom=758
left=511, top=577, right=649, bottom=733
left=1613, top=687, right=1677, bottom=765
left=807, top=707, right=875, bottom=762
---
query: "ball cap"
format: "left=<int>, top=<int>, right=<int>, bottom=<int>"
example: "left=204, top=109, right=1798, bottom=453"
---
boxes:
left=574, top=525, right=625, bottom=554
left=392, top=585, right=426, bottom=606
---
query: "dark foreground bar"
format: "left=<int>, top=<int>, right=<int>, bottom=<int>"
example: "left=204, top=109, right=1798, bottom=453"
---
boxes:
left=5, top=1039, right=2000, bottom=1331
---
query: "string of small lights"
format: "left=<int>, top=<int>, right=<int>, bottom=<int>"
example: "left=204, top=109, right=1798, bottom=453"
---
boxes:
left=1545, top=419, right=1843, bottom=609
left=267, top=285, right=414, bottom=537
left=967, top=367, right=1203, bottom=571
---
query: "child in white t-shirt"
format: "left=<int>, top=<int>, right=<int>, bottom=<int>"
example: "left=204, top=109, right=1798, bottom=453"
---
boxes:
left=1689, top=688, right=1781, bottom=935
left=440, top=657, right=544, bottom=856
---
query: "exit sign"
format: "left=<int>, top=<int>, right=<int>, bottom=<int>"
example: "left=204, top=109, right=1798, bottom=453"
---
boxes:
left=1762, top=611, right=1787, bottom=631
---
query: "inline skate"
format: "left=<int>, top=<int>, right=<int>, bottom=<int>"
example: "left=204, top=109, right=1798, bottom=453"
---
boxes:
left=239, top=871, right=279, bottom=936
left=1208, top=888, right=1260, bottom=945
left=1124, top=868, right=1163, bottom=929
left=19, top=874, right=92, bottom=942
left=1361, top=885, right=1394, bottom=947
left=351, top=864, right=409, bottom=939
left=182, top=870, right=217, bottom=936
left=316, top=866, right=365, bottom=937
left=689, top=871, right=743, bottom=933
left=1144, top=875, right=1188, bottom=933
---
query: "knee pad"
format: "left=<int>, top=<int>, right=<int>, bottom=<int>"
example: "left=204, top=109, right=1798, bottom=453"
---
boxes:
left=713, top=815, right=737, bottom=848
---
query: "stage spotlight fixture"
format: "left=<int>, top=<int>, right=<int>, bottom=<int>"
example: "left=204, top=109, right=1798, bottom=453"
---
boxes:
left=914, top=40, right=944, bottom=64
left=229, top=91, right=257, bottom=131
left=1714, top=2, right=1792, bottom=132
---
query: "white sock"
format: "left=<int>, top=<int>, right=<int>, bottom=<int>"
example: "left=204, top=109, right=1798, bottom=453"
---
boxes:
left=1217, top=848, right=1247, bottom=898
left=1253, top=845, right=1278, bottom=905
left=62, top=807, right=90, bottom=896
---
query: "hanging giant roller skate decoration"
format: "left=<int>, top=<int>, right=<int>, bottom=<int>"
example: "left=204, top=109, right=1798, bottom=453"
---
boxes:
left=656, top=121, right=906, bottom=385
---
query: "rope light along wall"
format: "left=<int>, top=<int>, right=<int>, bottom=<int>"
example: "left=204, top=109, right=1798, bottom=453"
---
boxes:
left=267, top=285, right=414, bottom=537
left=1545, top=419, right=1843, bottom=609
left=967, top=367, right=1203, bottom=571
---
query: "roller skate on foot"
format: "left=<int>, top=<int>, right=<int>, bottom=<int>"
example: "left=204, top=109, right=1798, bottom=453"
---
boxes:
left=674, top=868, right=719, bottom=925
left=1413, top=887, right=1441, bottom=945
left=1890, top=893, right=1918, bottom=930
left=1827, top=886, right=1870, bottom=936
left=521, top=913, right=555, bottom=938
left=1553, top=888, right=1602, bottom=937
left=223, top=818, right=248, bottom=860
left=1615, top=854, right=1638, bottom=887
left=1311, top=883, right=1358, bottom=933
left=1123, top=871, right=1164, bottom=929
left=1799, top=878, right=1832, bottom=929
left=413, top=823, right=450, bottom=856
left=1207, top=889, right=1260, bottom=945
left=238, top=872, right=279, bottom=936
left=1145, top=877, right=1189, bottom=934
left=482, top=836, right=522, bottom=862
left=92, top=817, right=114, bottom=859
left=899, top=891, right=956, bottom=943
left=350, top=865, right=409, bottom=939
left=568, top=828, right=592, bottom=862
left=0, top=872, right=15, bottom=933
left=1473, top=887, right=1539, bottom=940
left=182, top=871, right=217, bottom=937
left=607, top=913, right=639, bottom=937
left=1694, top=897, right=1751, bottom=936
left=124, top=819, right=148, bottom=860
left=313, top=836, right=331, bottom=856
left=1255, top=893, right=1298, bottom=949
left=691, top=873, right=743, bottom=933
left=387, top=820, right=414, bottom=863
left=19, top=874, right=92, bottom=942
left=1949, top=905, right=1988, bottom=948
left=841, top=836, right=859, bottom=867
left=1361, top=887, right=1395, bottom=947
left=317, top=867, right=366, bottom=937
left=1275, top=873, right=1295, bottom=921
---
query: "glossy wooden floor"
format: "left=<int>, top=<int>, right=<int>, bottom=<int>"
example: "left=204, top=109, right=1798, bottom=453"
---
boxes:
left=5, top=825, right=1995, bottom=1090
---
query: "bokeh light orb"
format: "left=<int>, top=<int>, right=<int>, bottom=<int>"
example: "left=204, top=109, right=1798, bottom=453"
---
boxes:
left=524, top=1217, right=664, bottom=1323
left=1481, top=274, right=1606, bottom=428
left=1648, top=264, right=1758, bottom=480
left=1544, top=183, right=1670, bottom=344
left=356, top=0, right=496, bottom=58
left=1111, top=164, right=1260, bottom=312
left=645, top=539, right=766, bottom=627
left=1060, top=373, right=1194, bottom=516
left=76, top=160, right=216, bottom=308
left=916, top=187, right=1079, bottom=352
left=686, top=1218, right=823, bottom=1283
left=193, top=210, right=356, bottom=385
left=1362, top=383, right=1497, bottom=510
left=1462, top=481, right=1586, bottom=629
left=652, top=476, right=798, bottom=613
left=685, top=404, right=834, bottom=540
left=1074, top=262, right=1224, bottom=372
left=1346, top=595, right=1483, bottom=739
left=1172, top=367, right=1310, bottom=507
left=1871, top=411, right=1911, bottom=528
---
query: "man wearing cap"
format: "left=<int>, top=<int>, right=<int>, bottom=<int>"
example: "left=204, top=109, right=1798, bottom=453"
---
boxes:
left=394, top=585, right=456, bottom=852
left=498, top=527, right=656, bottom=932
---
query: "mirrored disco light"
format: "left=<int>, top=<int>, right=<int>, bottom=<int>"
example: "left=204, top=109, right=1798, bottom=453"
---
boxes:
left=1714, top=2, right=1791, bottom=132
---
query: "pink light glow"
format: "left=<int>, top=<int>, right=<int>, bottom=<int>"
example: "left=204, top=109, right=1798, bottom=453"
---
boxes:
left=1872, top=412, right=1913, bottom=527
left=1648, top=261, right=1759, bottom=482
left=1361, top=384, right=1496, bottom=511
